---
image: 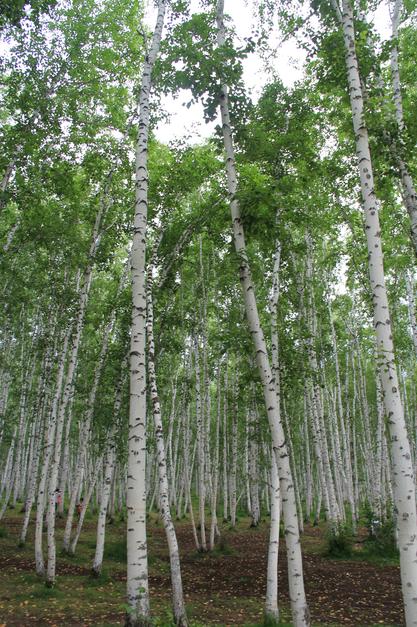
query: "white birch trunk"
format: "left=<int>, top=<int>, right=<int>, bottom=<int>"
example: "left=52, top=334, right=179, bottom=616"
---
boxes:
left=194, top=337, right=207, bottom=551
left=92, top=366, right=126, bottom=576
left=265, top=450, right=280, bottom=623
left=406, top=273, right=417, bottom=356
left=248, top=405, right=260, bottom=527
left=127, top=3, right=166, bottom=623
left=215, top=3, right=309, bottom=623
left=34, top=325, right=71, bottom=576
left=222, top=365, right=229, bottom=521
left=210, top=364, right=222, bottom=550
left=229, top=375, right=238, bottom=528
left=184, top=404, right=200, bottom=551
left=332, top=1, right=417, bottom=620
left=146, top=249, right=187, bottom=626
left=69, top=459, right=102, bottom=555
left=389, top=0, right=417, bottom=255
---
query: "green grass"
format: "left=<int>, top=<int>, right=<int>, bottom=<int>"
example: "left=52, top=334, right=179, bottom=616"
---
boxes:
left=0, top=509, right=401, bottom=626
left=0, top=525, right=8, bottom=538
left=104, top=538, right=127, bottom=562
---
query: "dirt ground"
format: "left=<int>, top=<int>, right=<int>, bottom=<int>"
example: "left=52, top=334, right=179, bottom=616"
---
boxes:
left=0, top=513, right=404, bottom=626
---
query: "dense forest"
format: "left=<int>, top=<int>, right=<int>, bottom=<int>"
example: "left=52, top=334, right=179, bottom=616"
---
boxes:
left=0, top=0, right=416, bottom=625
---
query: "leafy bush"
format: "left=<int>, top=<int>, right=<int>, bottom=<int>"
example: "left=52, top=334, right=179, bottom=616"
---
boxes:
left=365, top=517, right=398, bottom=558
left=215, top=536, right=235, bottom=556
left=325, top=523, right=354, bottom=558
left=210, top=536, right=236, bottom=556
left=0, top=526, right=8, bottom=538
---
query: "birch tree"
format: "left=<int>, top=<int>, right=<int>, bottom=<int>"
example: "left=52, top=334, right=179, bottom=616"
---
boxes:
left=127, top=1, right=167, bottom=624
left=327, top=1, right=417, bottom=621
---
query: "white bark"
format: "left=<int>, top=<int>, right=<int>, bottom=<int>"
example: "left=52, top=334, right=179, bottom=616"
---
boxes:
left=406, top=273, right=417, bottom=356
left=35, top=325, right=71, bottom=576
left=184, top=404, right=200, bottom=551
left=92, top=366, right=126, bottom=576
left=265, top=450, right=280, bottom=623
left=229, top=375, right=238, bottom=528
left=248, top=405, right=260, bottom=527
left=63, top=296, right=118, bottom=553
left=215, top=3, right=309, bottom=623
left=69, top=459, right=101, bottom=555
left=222, top=365, right=229, bottom=520
left=194, top=337, right=207, bottom=551
left=46, top=259, right=99, bottom=584
left=146, top=249, right=187, bottom=626
left=389, top=0, right=417, bottom=255
left=127, top=3, right=166, bottom=623
left=333, top=1, right=417, bottom=621
left=210, top=364, right=222, bottom=550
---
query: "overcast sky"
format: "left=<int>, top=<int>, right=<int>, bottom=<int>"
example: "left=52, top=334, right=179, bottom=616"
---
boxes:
left=150, top=0, right=392, bottom=145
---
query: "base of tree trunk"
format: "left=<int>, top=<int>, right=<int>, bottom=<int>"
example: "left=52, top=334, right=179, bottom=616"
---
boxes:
left=174, top=614, right=189, bottom=627
left=263, top=610, right=280, bottom=627
left=125, top=613, right=153, bottom=627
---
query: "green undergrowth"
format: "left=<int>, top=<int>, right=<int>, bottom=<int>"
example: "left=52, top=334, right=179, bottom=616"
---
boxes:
left=212, top=536, right=236, bottom=556
left=318, top=519, right=399, bottom=566
left=324, top=523, right=354, bottom=558
left=0, top=526, right=8, bottom=538
left=0, top=508, right=400, bottom=625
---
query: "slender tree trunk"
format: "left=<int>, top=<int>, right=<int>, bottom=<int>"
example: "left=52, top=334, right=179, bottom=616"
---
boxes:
left=210, top=364, right=222, bottom=550
left=222, top=365, right=229, bottom=521
left=215, top=3, right=310, bottom=623
left=389, top=0, right=417, bottom=256
left=184, top=405, right=200, bottom=551
left=229, top=374, right=238, bottom=528
left=69, top=459, right=101, bottom=555
left=406, top=273, right=417, bottom=356
left=248, top=404, right=260, bottom=527
left=265, top=449, right=280, bottom=624
left=332, top=1, right=417, bottom=621
left=194, top=337, right=207, bottom=551
left=92, top=366, right=126, bottom=576
left=146, top=249, right=187, bottom=626
left=127, top=3, right=166, bottom=624
left=35, top=325, right=71, bottom=576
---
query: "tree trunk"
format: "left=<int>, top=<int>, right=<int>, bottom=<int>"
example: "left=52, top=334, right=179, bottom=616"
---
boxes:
left=215, top=3, right=310, bottom=623
left=332, top=1, right=417, bottom=621
left=127, top=2, right=166, bottom=624
left=146, top=248, right=188, bottom=626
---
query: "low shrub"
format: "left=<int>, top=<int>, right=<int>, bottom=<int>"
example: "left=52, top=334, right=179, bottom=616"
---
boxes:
left=215, top=536, right=235, bottom=556
left=364, top=517, right=398, bottom=558
left=324, top=523, right=354, bottom=558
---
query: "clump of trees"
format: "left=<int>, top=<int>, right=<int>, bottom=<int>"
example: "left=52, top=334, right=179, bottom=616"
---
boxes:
left=0, top=0, right=416, bottom=626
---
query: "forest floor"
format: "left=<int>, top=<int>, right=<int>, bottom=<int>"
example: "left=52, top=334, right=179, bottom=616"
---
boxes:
left=0, top=510, right=403, bottom=627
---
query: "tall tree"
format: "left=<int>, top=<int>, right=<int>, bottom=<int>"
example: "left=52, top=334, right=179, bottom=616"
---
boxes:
left=327, top=1, right=417, bottom=622
left=126, top=1, right=167, bottom=624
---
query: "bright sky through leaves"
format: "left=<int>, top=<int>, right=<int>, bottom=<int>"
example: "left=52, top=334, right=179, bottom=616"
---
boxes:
left=152, top=0, right=392, bottom=144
